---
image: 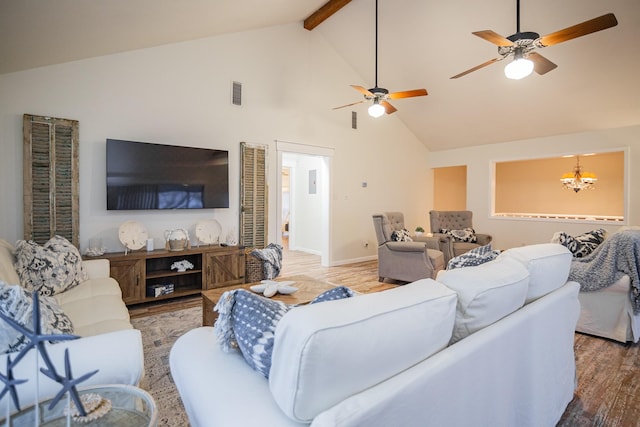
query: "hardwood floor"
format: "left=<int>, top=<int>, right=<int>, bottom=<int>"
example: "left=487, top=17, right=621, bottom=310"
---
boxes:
left=129, top=245, right=640, bottom=426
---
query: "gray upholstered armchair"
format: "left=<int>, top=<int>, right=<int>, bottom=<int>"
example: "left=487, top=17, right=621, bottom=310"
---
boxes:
left=372, top=212, right=444, bottom=283
left=429, top=210, right=492, bottom=264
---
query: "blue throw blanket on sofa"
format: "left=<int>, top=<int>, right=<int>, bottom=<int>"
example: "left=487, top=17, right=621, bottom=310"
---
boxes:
left=569, top=230, right=640, bottom=314
left=250, top=243, right=283, bottom=280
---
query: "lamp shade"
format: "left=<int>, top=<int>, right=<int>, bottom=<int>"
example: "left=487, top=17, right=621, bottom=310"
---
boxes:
left=504, top=57, right=534, bottom=80
left=368, top=102, right=385, bottom=118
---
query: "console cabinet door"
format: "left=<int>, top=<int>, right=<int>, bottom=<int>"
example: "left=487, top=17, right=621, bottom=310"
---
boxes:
left=204, top=250, right=245, bottom=289
left=109, top=258, right=145, bottom=304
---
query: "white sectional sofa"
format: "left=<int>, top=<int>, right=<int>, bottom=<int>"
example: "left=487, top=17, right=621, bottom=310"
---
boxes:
left=0, top=239, right=144, bottom=412
left=576, top=274, right=640, bottom=342
left=171, top=243, right=580, bottom=427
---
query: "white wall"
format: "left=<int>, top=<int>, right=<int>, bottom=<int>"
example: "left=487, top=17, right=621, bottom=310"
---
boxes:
left=286, top=153, right=324, bottom=255
left=429, top=125, right=640, bottom=250
left=0, top=23, right=431, bottom=265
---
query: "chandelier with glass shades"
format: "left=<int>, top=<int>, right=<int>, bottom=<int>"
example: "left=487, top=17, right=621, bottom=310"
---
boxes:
left=560, top=156, right=597, bottom=193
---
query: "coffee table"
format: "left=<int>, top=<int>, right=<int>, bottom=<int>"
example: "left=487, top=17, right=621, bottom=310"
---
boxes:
left=7, top=384, right=157, bottom=426
left=201, top=275, right=337, bottom=326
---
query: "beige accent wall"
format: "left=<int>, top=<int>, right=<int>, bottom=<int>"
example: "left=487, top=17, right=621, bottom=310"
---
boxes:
left=434, top=166, right=467, bottom=210
left=495, top=151, right=624, bottom=217
left=429, top=125, right=638, bottom=250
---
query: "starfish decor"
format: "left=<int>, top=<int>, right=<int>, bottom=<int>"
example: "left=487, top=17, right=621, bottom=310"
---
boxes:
left=0, top=355, right=28, bottom=411
left=0, top=291, right=98, bottom=416
left=40, top=348, right=98, bottom=416
left=0, top=292, right=78, bottom=372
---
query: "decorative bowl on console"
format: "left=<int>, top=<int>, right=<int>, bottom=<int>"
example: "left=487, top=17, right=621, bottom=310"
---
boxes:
left=165, top=229, right=189, bottom=251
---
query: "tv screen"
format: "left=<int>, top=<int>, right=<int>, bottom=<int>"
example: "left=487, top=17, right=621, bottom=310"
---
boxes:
left=106, top=139, right=229, bottom=210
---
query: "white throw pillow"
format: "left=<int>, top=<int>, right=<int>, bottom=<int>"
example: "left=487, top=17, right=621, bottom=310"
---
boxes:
left=499, top=243, right=571, bottom=303
left=268, top=279, right=457, bottom=423
left=437, top=256, right=529, bottom=344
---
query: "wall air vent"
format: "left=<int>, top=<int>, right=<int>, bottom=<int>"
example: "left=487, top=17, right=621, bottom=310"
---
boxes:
left=352, top=111, right=357, bottom=129
left=232, top=81, right=242, bottom=106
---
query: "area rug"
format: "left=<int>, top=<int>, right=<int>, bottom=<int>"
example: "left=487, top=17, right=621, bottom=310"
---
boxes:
left=131, top=306, right=201, bottom=426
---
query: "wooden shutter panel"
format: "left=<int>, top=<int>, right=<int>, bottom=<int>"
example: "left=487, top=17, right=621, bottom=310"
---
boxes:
left=23, top=114, right=79, bottom=247
left=240, top=142, right=267, bottom=248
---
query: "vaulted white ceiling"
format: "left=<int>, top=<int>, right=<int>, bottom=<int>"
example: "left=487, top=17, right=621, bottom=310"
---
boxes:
left=1, top=0, right=638, bottom=151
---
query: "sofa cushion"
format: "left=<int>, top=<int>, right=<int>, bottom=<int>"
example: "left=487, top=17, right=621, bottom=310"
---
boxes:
left=436, top=256, right=529, bottom=344
left=447, top=243, right=500, bottom=270
left=0, top=280, right=74, bottom=354
left=499, top=243, right=572, bottom=304
left=54, top=277, right=132, bottom=336
left=14, top=236, right=88, bottom=296
left=0, top=240, right=20, bottom=285
left=268, top=280, right=457, bottom=423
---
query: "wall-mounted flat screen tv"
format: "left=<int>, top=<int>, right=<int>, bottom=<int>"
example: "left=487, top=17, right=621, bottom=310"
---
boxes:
left=106, top=139, right=229, bottom=210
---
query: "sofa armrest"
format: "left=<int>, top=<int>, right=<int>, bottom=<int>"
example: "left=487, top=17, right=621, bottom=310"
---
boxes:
left=82, top=258, right=110, bottom=279
left=1, top=329, right=144, bottom=413
left=432, top=233, right=455, bottom=262
left=385, top=241, right=429, bottom=253
left=413, top=235, right=442, bottom=251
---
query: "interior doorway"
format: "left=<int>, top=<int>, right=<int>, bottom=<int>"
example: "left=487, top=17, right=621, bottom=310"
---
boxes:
left=281, top=167, right=291, bottom=249
left=276, top=141, right=333, bottom=267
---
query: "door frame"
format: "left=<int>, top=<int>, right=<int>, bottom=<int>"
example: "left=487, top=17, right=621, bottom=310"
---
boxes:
left=275, top=140, right=333, bottom=267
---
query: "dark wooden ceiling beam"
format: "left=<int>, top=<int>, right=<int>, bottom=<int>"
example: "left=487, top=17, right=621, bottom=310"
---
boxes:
left=304, top=0, right=352, bottom=31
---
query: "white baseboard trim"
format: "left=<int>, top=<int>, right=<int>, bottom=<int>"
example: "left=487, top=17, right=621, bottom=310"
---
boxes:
left=289, top=247, right=322, bottom=256
left=328, top=255, right=377, bottom=267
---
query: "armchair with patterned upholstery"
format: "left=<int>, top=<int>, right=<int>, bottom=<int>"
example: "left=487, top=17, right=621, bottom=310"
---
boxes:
left=429, top=210, right=492, bottom=264
left=372, top=212, right=444, bottom=283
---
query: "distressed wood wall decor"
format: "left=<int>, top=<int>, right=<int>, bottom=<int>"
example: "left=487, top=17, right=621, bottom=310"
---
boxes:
left=240, top=142, right=267, bottom=249
left=23, top=114, right=79, bottom=247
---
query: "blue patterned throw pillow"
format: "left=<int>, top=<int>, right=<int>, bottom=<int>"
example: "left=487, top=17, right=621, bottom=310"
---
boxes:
left=0, top=280, right=74, bottom=354
left=447, top=244, right=500, bottom=270
left=310, top=286, right=356, bottom=303
left=214, top=286, right=355, bottom=378
left=552, top=229, right=606, bottom=258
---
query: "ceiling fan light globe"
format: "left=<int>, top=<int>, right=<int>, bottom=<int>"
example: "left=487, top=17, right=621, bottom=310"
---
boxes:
left=368, top=102, right=385, bottom=118
left=504, top=57, right=534, bottom=80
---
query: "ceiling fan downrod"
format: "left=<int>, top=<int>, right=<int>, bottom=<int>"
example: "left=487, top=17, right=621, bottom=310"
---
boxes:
left=373, top=0, right=379, bottom=91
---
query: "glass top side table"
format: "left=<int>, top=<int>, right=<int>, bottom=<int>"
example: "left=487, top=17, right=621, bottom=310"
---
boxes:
left=6, top=384, right=157, bottom=427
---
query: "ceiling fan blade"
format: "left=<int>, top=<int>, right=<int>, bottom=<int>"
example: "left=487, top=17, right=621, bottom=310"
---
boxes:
left=472, top=30, right=514, bottom=47
left=528, top=52, right=557, bottom=75
left=539, top=13, right=618, bottom=47
left=332, top=100, right=366, bottom=110
left=450, top=57, right=501, bottom=79
left=351, top=85, right=374, bottom=97
left=387, top=89, right=428, bottom=100
left=381, top=101, right=397, bottom=115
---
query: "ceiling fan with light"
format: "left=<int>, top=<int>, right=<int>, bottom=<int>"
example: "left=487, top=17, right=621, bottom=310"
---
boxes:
left=333, top=0, right=428, bottom=117
left=451, top=0, right=618, bottom=80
